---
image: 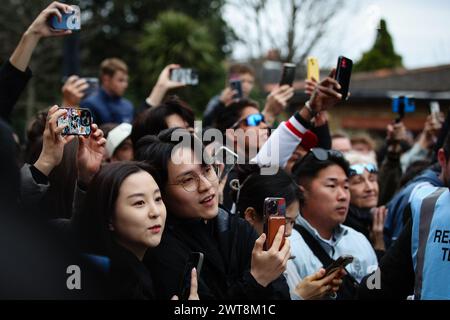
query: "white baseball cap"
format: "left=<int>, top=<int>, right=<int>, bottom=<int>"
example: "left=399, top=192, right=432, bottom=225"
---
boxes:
left=105, top=123, right=132, bottom=158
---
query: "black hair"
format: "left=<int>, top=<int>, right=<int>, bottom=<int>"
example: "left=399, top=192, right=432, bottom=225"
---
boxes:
left=233, top=165, right=299, bottom=220
left=134, top=127, right=212, bottom=192
left=78, top=161, right=160, bottom=257
left=215, top=99, right=260, bottom=134
left=291, top=150, right=350, bottom=205
left=131, top=95, right=195, bottom=146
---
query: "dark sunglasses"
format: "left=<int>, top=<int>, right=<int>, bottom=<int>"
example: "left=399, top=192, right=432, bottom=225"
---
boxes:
left=231, top=113, right=265, bottom=129
left=349, top=163, right=378, bottom=177
left=308, top=148, right=345, bottom=161
left=292, top=148, right=345, bottom=175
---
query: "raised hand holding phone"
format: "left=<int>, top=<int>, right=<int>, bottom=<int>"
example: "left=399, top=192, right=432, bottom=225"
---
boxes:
left=33, top=105, right=75, bottom=176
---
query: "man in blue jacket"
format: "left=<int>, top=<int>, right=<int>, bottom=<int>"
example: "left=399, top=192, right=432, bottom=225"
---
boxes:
left=81, top=58, right=134, bottom=125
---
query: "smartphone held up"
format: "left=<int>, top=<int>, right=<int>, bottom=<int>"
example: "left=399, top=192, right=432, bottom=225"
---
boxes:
left=306, top=57, right=320, bottom=82
left=263, top=197, right=286, bottom=251
left=170, top=68, right=199, bottom=85
left=335, top=56, right=353, bottom=101
left=57, top=107, right=92, bottom=136
left=279, top=63, right=296, bottom=86
left=50, top=5, right=81, bottom=31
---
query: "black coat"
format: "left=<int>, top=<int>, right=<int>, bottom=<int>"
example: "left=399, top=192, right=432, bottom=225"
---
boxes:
left=144, top=207, right=290, bottom=300
left=358, top=210, right=414, bottom=299
left=108, top=245, right=156, bottom=300
left=0, top=61, right=32, bottom=122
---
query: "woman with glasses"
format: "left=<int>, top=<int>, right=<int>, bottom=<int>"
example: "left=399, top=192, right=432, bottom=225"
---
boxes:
left=233, top=165, right=343, bottom=300
left=344, top=152, right=387, bottom=256
left=135, top=128, right=291, bottom=300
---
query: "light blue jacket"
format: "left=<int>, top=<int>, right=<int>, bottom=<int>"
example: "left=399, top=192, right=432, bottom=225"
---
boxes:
left=289, top=215, right=378, bottom=286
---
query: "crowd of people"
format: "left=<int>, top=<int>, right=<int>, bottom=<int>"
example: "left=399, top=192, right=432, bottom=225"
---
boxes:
left=1, top=2, right=450, bottom=300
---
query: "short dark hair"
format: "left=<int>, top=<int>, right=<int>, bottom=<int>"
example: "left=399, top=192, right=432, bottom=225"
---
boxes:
left=228, top=63, right=255, bottom=78
left=291, top=150, right=350, bottom=205
left=131, top=96, right=195, bottom=146
left=215, top=99, right=260, bottom=134
left=100, top=58, right=128, bottom=77
left=78, top=161, right=160, bottom=256
left=134, top=128, right=211, bottom=192
left=234, top=165, right=299, bottom=220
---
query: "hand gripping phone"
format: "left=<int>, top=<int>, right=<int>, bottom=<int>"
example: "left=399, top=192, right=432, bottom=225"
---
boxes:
left=307, top=57, right=320, bottom=81
left=170, top=68, right=199, bottom=85
left=263, top=197, right=286, bottom=251
left=325, top=255, right=354, bottom=276
left=335, top=56, right=353, bottom=101
left=50, top=5, right=81, bottom=30
left=57, top=107, right=92, bottom=136
left=179, top=252, right=204, bottom=300
left=279, top=63, right=296, bottom=86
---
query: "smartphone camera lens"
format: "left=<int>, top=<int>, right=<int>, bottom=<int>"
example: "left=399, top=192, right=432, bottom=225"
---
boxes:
left=269, top=201, right=277, bottom=214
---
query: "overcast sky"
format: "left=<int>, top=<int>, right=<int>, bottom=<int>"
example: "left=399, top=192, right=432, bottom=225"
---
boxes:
left=223, top=0, right=450, bottom=69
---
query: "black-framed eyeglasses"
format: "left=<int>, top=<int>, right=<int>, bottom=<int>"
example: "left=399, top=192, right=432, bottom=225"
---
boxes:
left=349, top=163, right=378, bottom=177
left=231, top=113, right=265, bottom=129
left=167, top=164, right=219, bottom=192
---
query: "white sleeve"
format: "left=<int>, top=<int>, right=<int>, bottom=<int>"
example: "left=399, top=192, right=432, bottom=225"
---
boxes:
left=251, top=114, right=308, bottom=169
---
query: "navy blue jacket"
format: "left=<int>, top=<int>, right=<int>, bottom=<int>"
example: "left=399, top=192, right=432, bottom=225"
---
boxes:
left=81, top=87, right=134, bottom=125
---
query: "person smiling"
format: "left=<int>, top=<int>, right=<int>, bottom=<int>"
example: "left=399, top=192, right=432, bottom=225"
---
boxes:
left=77, top=161, right=198, bottom=299
left=135, top=128, right=291, bottom=300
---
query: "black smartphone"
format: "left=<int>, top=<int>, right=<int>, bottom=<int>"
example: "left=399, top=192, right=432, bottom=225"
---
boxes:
left=325, top=255, right=353, bottom=276
left=335, top=56, right=353, bottom=101
left=263, top=197, right=286, bottom=251
left=57, top=107, right=92, bottom=136
left=229, top=78, right=243, bottom=99
left=279, top=63, right=296, bottom=86
left=179, top=252, right=203, bottom=300
left=170, top=68, right=199, bottom=85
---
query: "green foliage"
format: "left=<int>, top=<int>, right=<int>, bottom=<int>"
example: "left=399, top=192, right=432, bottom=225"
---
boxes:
left=137, top=11, right=225, bottom=115
left=354, top=19, right=403, bottom=72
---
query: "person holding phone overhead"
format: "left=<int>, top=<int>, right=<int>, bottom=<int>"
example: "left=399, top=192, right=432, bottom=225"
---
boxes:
left=203, top=64, right=256, bottom=128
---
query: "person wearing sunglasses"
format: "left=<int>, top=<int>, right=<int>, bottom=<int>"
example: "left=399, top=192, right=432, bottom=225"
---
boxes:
left=344, top=152, right=387, bottom=257
left=289, top=148, right=378, bottom=299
